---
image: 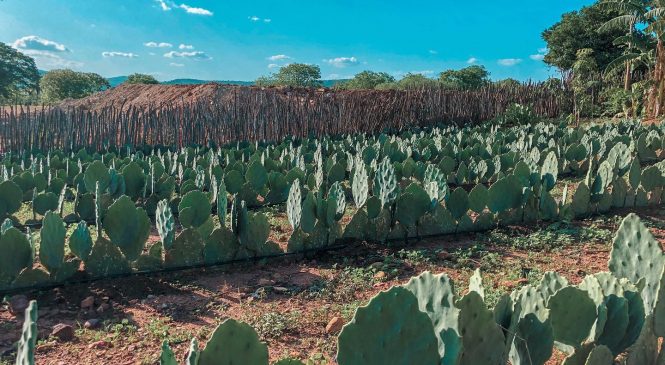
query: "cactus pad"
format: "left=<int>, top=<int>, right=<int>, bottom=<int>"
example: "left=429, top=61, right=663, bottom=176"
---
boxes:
left=198, top=318, right=269, bottom=365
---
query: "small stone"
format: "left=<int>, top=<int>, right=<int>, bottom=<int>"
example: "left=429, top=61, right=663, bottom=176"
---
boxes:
left=51, top=323, right=75, bottom=342
left=88, top=340, right=110, bottom=349
left=8, top=295, right=29, bottom=316
left=437, top=251, right=451, bottom=260
left=258, top=278, right=274, bottom=286
left=273, top=286, right=288, bottom=293
left=96, top=303, right=111, bottom=313
left=84, top=319, right=101, bottom=329
left=373, top=271, right=386, bottom=280
left=147, top=295, right=155, bottom=300
left=325, top=317, right=345, bottom=334
left=369, top=262, right=383, bottom=270
left=160, top=303, right=168, bottom=309
left=81, top=296, right=95, bottom=309
left=517, top=278, right=529, bottom=285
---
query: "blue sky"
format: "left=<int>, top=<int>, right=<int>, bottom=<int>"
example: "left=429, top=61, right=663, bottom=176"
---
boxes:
left=1, top=0, right=595, bottom=82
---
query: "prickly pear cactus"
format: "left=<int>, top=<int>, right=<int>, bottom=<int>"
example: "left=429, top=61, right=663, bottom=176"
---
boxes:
left=287, top=179, right=302, bottom=230
left=373, top=157, right=399, bottom=207
left=403, top=271, right=460, bottom=365
left=456, top=291, right=506, bottom=365
left=156, top=199, right=175, bottom=250
left=198, top=318, right=269, bottom=365
left=39, top=211, right=66, bottom=274
left=540, top=151, right=558, bottom=191
left=352, top=161, right=368, bottom=208
left=84, top=160, right=110, bottom=193
left=15, top=300, right=38, bottom=365
left=509, top=313, right=553, bottom=365
left=103, top=195, right=150, bottom=261
left=337, top=286, right=440, bottom=365
left=608, top=213, right=665, bottom=337
left=164, top=228, right=205, bottom=268
left=84, top=238, right=131, bottom=277
left=469, top=268, right=484, bottom=299
left=0, top=180, right=23, bottom=219
left=69, top=221, right=93, bottom=260
left=328, top=181, right=346, bottom=220
left=0, top=227, right=33, bottom=286
left=179, top=190, right=212, bottom=228
left=217, top=180, right=228, bottom=226
left=159, top=341, right=177, bottom=365
left=548, top=286, right=597, bottom=348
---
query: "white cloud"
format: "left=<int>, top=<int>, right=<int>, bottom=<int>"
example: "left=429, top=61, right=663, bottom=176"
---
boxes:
left=267, top=54, right=291, bottom=61
left=428, top=50, right=438, bottom=55
left=170, top=62, right=185, bottom=67
left=467, top=57, right=478, bottom=64
left=498, top=58, right=522, bottom=66
left=325, top=56, right=359, bottom=68
left=268, top=63, right=280, bottom=69
left=178, top=4, right=213, bottom=16
left=529, top=54, right=545, bottom=61
left=164, top=50, right=211, bottom=60
left=155, top=0, right=171, bottom=11
left=155, top=0, right=212, bottom=16
left=179, top=44, right=194, bottom=50
left=145, top=41, right=173, bottom=48
left=538, top=47, right=548, bottom=54
left=12, top=35, right=69, bottom=53
left=249, top=16, right=271, bottom=22
left=102, top=51, right=139, bottom=58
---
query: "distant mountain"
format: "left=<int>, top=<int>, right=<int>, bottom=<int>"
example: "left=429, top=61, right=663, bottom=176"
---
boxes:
left=38, top=71, right=348, bottom=88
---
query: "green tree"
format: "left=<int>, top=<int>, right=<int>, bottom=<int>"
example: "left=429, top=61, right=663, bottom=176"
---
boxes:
left=124, top=73, right=159, bottom=85
left=0, top=42, right=40, bottom=101
left=494, top=78, right=522, bottom=88
left=396, top=73, right=439, bottom=89
left=438, top=65, right=490, bottom=89
left=256, top=63, right=322, bottom=88
left=339, top=71, right=395, bottom=89
left=572, top=49, right=602, bottom=120
left=40, top=69, right=110, bottom=103
left=543, top=3, right=625, bottom=74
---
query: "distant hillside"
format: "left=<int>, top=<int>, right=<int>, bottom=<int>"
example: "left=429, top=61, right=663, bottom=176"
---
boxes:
left=39, top=71, right=348, bottom=88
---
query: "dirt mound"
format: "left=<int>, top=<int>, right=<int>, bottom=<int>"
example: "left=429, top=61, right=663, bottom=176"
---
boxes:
left=58, top=83, right=229, bottom=111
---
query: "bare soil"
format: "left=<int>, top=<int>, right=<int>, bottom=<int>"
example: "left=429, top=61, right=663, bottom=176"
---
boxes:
left=1, top=209, right=664, bottom=365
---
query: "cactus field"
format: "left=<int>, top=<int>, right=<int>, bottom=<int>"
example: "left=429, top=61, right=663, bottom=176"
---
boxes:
left=2, top=119, right=665, bottom=364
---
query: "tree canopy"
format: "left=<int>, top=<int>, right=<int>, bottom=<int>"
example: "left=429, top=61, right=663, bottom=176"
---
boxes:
left=40, top=69, right=110, bottom=103
left=439, top=65, right=490, bottom=89
left=542, top=3, right=625, bottom=72
left=124, top=73, right=159, bottom=85
left=256, top=63, right=322, bottom=88
left=0, top=42, right=40, bottom=100
left=338, top=71, right=395, bottom=90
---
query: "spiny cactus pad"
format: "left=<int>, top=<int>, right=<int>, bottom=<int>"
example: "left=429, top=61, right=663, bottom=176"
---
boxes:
left=403, top=271, right=460, bottom=364
left=39, top=211, right=66, bottom=273
left=456, top=291, right=506, bottom=365
left=15, top=300, right=38, bottom=365
left=198, top=318, right=269, bottom=365
left=178, top=190, right=212, bottom=228
left=337, top=286, right=440, bottom=365
left=548, top=286, right=597, bottom=348
left=103, top=195, right=150, bottom=261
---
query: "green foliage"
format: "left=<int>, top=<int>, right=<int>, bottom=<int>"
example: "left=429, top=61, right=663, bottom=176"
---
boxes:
left=0, top=227, right=32, bottom=285
left=439, top=65, right=490, bottom=89
left=339, top=70, right=395, bottom=90
left=124, top=73, right=159, bottom=85
left=40, top=69, right=110, bottom=103
left=542, top=2, right=625, bottom=71
left=0, top=41, right=40, bottom=101
left=257, top=63, right=322, bottom=88
left=179, top=190, right=212, bottom=228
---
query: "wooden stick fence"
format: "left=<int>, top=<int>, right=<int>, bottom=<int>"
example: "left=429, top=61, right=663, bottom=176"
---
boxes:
left=0, top=83, right=566, bottom=152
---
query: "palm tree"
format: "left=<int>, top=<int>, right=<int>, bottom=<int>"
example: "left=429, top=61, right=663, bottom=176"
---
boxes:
left=644, top=0, right=665, bottom=116
left=599, top=0, right=649, bottom=91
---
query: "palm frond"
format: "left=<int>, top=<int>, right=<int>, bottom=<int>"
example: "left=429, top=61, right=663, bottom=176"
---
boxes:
left=599, top=15, right=637, bottom=32
left=605, top=52, right=643, bottom=73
